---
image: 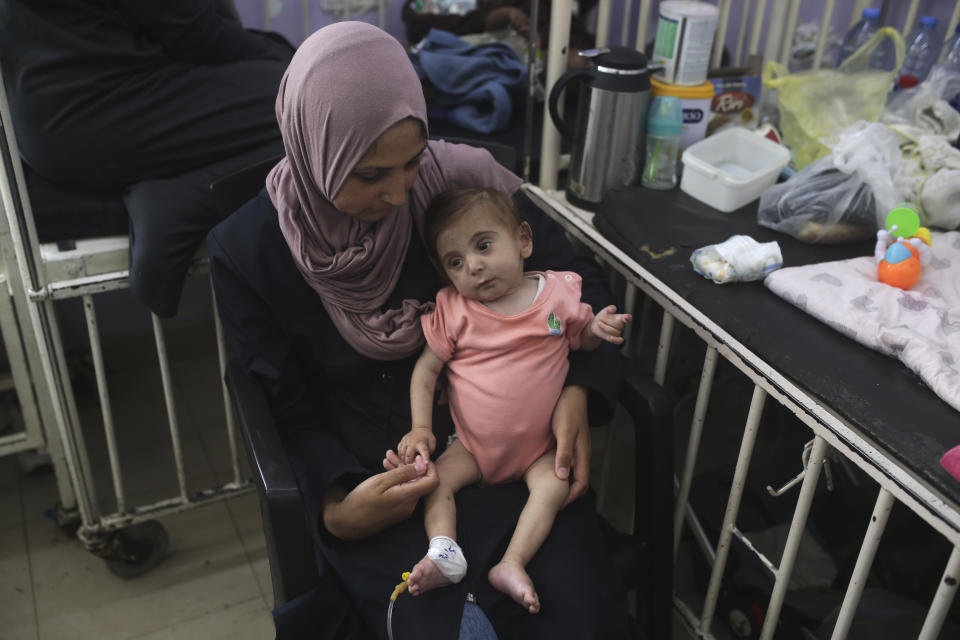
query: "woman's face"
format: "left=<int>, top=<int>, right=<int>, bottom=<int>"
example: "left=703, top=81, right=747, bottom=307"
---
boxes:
left=332, top=119, right=427, bottom=224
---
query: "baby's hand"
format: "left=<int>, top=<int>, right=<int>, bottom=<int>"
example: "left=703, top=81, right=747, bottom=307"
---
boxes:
left=590, top=305, right=632, bottom=345
left=398, top=427, right=436, bottom=465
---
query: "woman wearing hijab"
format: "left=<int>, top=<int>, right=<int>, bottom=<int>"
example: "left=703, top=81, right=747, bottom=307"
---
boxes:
left=208, top=21, right=631, bottom=640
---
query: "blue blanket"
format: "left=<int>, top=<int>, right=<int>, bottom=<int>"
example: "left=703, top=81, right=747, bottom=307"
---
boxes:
left=409, top=29, right=527, bottom=134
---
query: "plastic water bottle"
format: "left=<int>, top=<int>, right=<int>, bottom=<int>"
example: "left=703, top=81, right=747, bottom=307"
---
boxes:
left=940, top=23, right=960, bottom=71
left=939, top=24, right=960, bottom=112
left=837, top=7, right=882, bottom=67
left=899, top=15, right=939, bottom=87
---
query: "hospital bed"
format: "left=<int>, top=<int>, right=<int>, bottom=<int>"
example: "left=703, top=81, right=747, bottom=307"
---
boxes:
left=0, top=62, right=252, bottom=577
left=529, top=0, right=960, bottom=638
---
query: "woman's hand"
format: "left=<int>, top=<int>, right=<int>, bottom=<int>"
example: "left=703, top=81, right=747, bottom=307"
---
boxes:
left=322, top=457, right=438, bottom=540
left=552, top=385, right=591, bottom=507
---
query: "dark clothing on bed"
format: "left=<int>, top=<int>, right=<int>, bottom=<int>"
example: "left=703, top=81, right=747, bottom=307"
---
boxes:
left=208, top=188, right=629, bottom=639
left=0, top=0, right=293, bottom=316
left=401, top=0, right=597, bottom=51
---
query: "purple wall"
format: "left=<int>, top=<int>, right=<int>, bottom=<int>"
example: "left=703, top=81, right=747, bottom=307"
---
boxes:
left=234, top=0, right=959, bottom=56
left=234, top=0, right=407, bottom=46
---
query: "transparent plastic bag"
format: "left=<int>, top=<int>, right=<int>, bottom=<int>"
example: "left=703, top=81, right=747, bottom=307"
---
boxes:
left=691, top=235, right=783, bottom=283
left=884, top=65, right=960, bottom=136
left=763, top=27, right=905, bottom=169
left=757, top=122, right=904, bottom=243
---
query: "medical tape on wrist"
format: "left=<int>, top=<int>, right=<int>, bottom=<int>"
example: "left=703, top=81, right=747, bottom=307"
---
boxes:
left=427, top=536, right=467, bottom=583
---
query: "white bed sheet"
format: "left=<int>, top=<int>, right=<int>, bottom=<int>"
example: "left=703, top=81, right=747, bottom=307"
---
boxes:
left=764, top=231, right=960, bottom=414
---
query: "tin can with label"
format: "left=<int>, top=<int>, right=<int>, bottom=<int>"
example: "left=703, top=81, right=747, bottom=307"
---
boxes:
left=652, top=1, right=719, bottom=86
left=650, top=76, right=714, bottom=150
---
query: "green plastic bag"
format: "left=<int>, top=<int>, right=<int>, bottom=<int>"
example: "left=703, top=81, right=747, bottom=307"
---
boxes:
left=763, top=27, right=905, bottom=169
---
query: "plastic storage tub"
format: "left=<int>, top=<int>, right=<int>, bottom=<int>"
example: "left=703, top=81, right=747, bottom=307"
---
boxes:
left=680, top=128, right=790, bottom=212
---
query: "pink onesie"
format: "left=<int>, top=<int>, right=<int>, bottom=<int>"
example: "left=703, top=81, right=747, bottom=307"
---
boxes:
left=421, top=270, right=594, bottom=484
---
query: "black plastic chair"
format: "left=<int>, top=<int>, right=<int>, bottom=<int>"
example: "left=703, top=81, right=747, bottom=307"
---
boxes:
left=210, top=156, right=674, bottom=640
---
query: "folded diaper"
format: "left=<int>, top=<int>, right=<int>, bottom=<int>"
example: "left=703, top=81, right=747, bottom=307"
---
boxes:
left=691, top=235, right=783, bottom=284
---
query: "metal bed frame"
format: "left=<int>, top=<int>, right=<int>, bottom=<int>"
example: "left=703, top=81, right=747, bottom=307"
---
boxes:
left=532, top=0, right=960, bottom=638
left=0, top=65, right=251, bottom=576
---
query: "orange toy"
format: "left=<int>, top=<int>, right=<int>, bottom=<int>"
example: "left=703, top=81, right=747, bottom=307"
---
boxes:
left=877, top=242, right=922, bottom=290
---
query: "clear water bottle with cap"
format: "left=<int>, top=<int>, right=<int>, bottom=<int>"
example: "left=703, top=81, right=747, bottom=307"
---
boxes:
left=899, top=15, right=939, bottom=87
left=641, top=96, right=683, bottom=190
left=837, top=7, right=882, bottom=67
left=941, top=23, right=960, bottom=71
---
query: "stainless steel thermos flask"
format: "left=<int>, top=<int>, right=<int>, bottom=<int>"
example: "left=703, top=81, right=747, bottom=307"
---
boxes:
left=548, top=47, right=654, bottom=210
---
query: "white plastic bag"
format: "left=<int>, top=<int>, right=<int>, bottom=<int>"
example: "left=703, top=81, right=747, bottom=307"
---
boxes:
left=884, top=66, right=960, bottom=137
left=757, top=122, right=903, bottom=243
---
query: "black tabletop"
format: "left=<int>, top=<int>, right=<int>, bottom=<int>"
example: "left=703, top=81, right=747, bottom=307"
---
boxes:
left=593, top=185, right=960, bottom=510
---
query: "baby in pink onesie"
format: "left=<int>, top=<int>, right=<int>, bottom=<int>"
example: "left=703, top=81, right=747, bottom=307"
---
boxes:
left=391, top=187, right=631, bottom=613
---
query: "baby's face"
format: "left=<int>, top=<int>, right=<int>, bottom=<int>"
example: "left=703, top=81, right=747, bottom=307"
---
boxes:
left=435, top=205, right=531, bottom=304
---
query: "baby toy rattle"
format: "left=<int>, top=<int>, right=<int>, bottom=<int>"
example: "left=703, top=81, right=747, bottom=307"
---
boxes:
left=874, top=204, right=932, bottom=290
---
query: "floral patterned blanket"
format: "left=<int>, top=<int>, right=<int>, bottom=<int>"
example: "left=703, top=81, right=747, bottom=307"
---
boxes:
left=765, top=231, right=960, bottom=414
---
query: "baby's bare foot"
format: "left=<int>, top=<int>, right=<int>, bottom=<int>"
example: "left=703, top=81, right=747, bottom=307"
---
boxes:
left=407, top=555, right=452, bottom=596
left=488, top=560, right=540, bottom=613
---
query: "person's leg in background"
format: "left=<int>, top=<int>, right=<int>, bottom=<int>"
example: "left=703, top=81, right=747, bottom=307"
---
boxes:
left=118, top=57, right=290, bottom=317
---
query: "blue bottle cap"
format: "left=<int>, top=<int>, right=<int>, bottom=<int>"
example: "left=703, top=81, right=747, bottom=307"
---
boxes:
left=919, top=15, right=938, bottom=28
left=647, top=96, right=683, bottom=136
left=862, top=7, right=880, bottom=20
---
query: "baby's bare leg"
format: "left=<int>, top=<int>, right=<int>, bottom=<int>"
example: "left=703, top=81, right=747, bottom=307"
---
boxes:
left=488, top=449, right=569, bottom=613
left=408, top=439, right=480, bottom=596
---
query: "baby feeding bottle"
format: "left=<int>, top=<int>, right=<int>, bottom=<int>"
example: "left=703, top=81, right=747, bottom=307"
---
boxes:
left=641, top=96, right=683, bottom=190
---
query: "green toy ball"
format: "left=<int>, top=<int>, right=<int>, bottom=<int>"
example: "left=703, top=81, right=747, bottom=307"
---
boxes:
left=886, top=205, right=921, bottom=238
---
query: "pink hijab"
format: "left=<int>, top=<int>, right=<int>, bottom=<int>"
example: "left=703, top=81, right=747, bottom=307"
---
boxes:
left=268, top=22, right=521, bottom=360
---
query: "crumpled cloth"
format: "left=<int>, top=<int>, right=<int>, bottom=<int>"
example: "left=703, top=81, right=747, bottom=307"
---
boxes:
left=882, top=66, right=960, bottom=230
left=409, top=28, right=526, bottom=134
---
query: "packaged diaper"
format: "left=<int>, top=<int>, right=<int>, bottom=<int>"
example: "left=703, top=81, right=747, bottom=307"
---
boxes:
left=691, top=235, right=783, bottom=283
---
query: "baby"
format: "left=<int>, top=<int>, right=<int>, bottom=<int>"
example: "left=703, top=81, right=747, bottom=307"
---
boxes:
left=389, top=187, right=630, bottom=613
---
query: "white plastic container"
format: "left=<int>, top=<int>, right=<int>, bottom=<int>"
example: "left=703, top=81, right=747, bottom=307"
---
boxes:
left=680, top=128, right=790, bottom=212
left=652, top=1, right=719, bottom=86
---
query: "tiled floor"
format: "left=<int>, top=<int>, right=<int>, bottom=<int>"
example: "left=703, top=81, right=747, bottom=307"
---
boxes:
left=0, top=286, right=276, bottom=640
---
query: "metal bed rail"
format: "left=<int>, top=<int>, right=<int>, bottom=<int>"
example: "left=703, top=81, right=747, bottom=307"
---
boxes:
left=0, top=62, right=251, bottom=576
left=0, top=258, right=47, bottom=460
left=523, top=183, right=960, bottom=640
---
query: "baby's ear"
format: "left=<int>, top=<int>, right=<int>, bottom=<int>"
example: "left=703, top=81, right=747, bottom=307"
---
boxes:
left=519, top=221, right=533, bottom=258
